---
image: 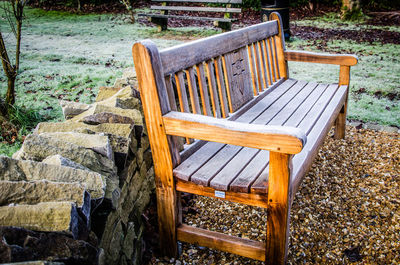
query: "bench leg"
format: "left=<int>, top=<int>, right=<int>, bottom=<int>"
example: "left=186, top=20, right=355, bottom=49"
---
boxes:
left=334, top=65, right=350, bottom=139
left=155, top=184, right=179, bottom=257
left=150, top=17, right=168, bottom=32
left=266, top=152, right=292, bottom=265
left=334, top=104, right=347, bottom=139
left=213, top=21, right=232, bottom=32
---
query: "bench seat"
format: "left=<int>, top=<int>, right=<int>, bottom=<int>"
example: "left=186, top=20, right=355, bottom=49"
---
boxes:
left=174, top=79, right=348, bottom=199
left=139, top=13, right=236, bottom=23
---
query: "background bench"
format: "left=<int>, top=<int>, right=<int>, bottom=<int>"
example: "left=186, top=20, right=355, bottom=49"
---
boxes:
left=139, top=0, right=242, bottom=31
left=132, top=13, right=357, bottom=264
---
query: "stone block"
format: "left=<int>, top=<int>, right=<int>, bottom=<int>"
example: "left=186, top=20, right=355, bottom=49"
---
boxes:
left=0, top=226, right=98, bottom=264
left=16, top=134, right=116, bottom=178
left=96, top=86, right=121, bottom=102
left=38, top=132, right=113, bottom=160
left=59, top=100, right=92, bottom=120
left=0, top=180, right=91, bottom=222
left=0, top=156, right=105, bottom=199
left=83, top=112, right=134, bottom=126
left=42, top=154, right=91, bottom=171
left=0, top=202, right=85, bottom=238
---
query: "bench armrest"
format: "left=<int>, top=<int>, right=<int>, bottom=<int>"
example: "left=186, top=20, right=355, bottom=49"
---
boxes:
left=285, top=50, right=358, bottom=66
left=163, top=111, right=307, bottom=154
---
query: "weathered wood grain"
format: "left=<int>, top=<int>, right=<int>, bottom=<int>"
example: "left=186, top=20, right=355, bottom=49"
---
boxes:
left=175, top=180, right=268, bottom=208
left=266, top=152, right=291, bottom=265
left=153, top=0, right=242, bottom=3
left=334, top=65, right=350, bottom=139
left=177, top=224, right=265, bottom=261
left=132, top=41, right=178, bottom=256
left=285, top=50, right=358, bottom=66
left=151, top=5, right=242, bottom=13
left=163, top=111, right=306, bottom=154
left=205, top=60, right=222, bottom=118
left=140, top=13, right=235, bottom=22
left=214, top=57, right=229, bottom=117
left=247, top=44, right=259, bottom=96
left=160, top=21, right=279, bottom=75
left=270, top=12, right=287, bottom=79
left=196, top=63, right=212, bottom=116
left=186, top=67, right=201, bottom=114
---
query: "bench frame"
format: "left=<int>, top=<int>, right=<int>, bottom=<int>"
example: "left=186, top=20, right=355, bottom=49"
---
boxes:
left=139, top=0, right=242, bottom=32
left=133, top=13, right=357, bottom=264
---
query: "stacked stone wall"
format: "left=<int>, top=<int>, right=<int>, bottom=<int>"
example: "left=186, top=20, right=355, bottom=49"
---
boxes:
left=0, top=68, right=154, bottom=265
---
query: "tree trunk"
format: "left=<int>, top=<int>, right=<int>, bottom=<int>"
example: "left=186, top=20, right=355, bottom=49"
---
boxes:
left=5, top=76, right=16, bottom=106
left=342, top=0, right=362, bottom=20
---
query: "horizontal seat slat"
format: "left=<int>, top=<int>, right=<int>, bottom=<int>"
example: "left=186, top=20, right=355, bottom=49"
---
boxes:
left=250, top=83, right=339, bottom=194
left=290, top=84, right=348, bottom=200
left=138, top=13, right=235, bottom=22
left=150, top=5, right=242, bottom=13
left=174, top=80, right=347, bottom=195
left=173, top=79, right=295, bottom=181
left=160, top=21, right=279, bottom=75
left=208, top=80, right=311, bottom=191
left=152, top=0, right=242, bottom=3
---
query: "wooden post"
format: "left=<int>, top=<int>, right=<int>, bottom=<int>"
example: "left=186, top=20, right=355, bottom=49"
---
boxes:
left=269, top=12, right=288, bottom=79
left=132, top=41, right=178, bottom=257
left=266, top=152, right=292, bottom=265
left=334, top=65, right=350, bottom=139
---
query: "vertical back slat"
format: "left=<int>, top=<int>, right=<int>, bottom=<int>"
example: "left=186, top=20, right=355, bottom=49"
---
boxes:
left=271, top=12, right=288, bottom=79
left=214, top=57, right=229, bottom=118
left=222, top=55, right=234, bottom=113
left=205, top=60, right=222, bottom=118
left=261, top=39, right=273, bottom=87
left=185, top=67, right=201, bottom=114
left=165, top=75, right=178, bottom=111
left=268, top=37, right=278, bottom=82
left=175, top=71, right=192, bottom=144
left=247, top=44, right=259, bottom=96
left=257, top=41, right=268, bottom=90
left=196, top=63, right=213, bottom=116
left=254, top=42, right=265, bottom=92
left=272, top=37, right=281, bottom=79
left=175, top=71, right=190, bottom=113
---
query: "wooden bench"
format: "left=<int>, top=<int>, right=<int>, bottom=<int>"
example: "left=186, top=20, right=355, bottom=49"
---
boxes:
left=138, top=0, right=242, bottom=31
left=132, top=13, right=357, bottom=264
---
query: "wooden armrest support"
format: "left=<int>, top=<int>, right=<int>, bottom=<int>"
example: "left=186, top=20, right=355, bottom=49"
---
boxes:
left=285, top=50, right=358, bottom=66
left=163, top=111, right=306, bottom=154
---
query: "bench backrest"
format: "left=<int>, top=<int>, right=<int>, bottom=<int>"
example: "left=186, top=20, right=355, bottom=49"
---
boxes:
left=151, top=0, right=243, bottom=17
left=133, top=13, right=287, bottom=165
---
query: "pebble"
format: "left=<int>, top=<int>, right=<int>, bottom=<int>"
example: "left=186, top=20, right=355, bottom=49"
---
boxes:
left=148, top=126, right=400, bottom=264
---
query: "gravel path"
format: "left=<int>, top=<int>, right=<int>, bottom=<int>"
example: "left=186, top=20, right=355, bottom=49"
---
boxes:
left=150, top=126, right=400, bottom=264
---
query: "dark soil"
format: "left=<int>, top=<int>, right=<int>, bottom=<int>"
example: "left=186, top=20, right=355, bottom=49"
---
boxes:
left=291, top=25, right=400, bottom=45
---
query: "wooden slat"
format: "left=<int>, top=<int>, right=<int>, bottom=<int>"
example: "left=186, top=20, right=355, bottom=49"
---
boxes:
left=270, top=12, right=287, bottom=79
left=152, top=0, right=242, bottom=4
left=165, top=75, right=178, bottom=111
left=290, top=85, right=348, bottom=201
left=186, top=67, right=201, bottom=114
left=250, top=83, right=335, bottom=194
left=253, top=42, right=263, bottom=92
left=176, top=180, right=268, bottom=208
left=261, top=39, right=273, bottom=86
left=257, top=41, right=268, bottom=90
left=175, top=71, right=190, bottom=113
left=177, top=224, right=265, bottom=261
left=205, top=60, right=222, bottom=118
left=163, top=111, right=306, bottom=154
left=196, top=63, right=212, bottom=116
left=160, top=21, right=279, bottom=75
left=285, top=50, right=358, bottom=66
left=151, top=5, right=242, bottom=13
left=223, top=82, right=316, bottom=192
left=132, top=40, right=178, bottom=256
left=209, top=147, right=259, bottom=190
left=268, top=37, right=278, bottom=82
left=247, top=44, right=259, bottom=96
left=140, top=13, right=235, bottom=22
left=190, top=144, right=242, bottom=186
left=214, top=57, right=229, bottom=117
left=176, top=79, right=293, bottom=179
left=221, top=55, right=233, bottom=113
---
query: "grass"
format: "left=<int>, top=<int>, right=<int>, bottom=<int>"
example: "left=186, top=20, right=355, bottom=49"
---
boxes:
left=0, top=7, right=399, bottom=156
